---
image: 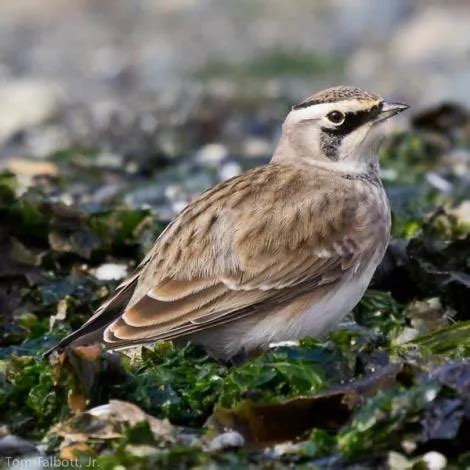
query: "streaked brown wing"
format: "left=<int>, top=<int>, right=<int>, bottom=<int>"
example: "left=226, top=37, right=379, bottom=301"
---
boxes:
left=102, top=164, right=381, bottom=347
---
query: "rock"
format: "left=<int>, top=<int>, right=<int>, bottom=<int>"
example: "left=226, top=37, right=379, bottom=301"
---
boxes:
left=0, top=81, right=60, bottom=143
left=208, top=431, right=245, bottom=451
left=421, top=451, right=447, bottom=470
left=5, top=158, right=58, bottom=178
left=94, top=263, right=128, bottom=281
left=0, top=434, right=41, bottom=457
left=390, top=7, right=470, bottom=65
left=2, top=158, right=59, bottom=193
left=219, top=161, right=241, bottom=180
left=53, top=400, right=174, bottom=449
left=94, top=152, right=124, bottom=169
left=196, top=143, right=228, bottom=165
left=450, top=201, right=470, bottom=226
left=405, top=298, right=454, bottom=334
left=87, top=400, right=173, bottom=440
left=440, top=149, right=470, bottom=178
left=425, top=173, right=452, bottom=194
left=349, top=5, right=470, bottom=107
left=242, top=137, right=273, bottom=159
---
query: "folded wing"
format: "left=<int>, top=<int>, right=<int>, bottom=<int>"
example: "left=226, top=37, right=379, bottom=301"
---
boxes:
left=46, top=164, right=383, bottom=355
left=103, top=165, right=380, bottom=348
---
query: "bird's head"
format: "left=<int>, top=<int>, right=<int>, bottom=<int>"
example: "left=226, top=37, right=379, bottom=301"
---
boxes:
left=274, top=86, right=408, bottom=172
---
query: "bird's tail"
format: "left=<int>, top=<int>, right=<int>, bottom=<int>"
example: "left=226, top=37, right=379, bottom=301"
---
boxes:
left=42, top=275, right=138, bottom=359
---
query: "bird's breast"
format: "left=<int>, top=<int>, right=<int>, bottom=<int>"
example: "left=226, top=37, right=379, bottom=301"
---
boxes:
left=301, top=255, right=380, bottom=334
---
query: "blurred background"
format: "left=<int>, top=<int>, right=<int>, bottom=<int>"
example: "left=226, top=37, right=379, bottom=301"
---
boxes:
left=0, top=0, right=469, bottom=220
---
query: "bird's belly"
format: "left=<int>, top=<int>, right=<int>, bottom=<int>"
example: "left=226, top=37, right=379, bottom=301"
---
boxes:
left=244, top=257, right=379, bottom=347
left=295, top=265, right=375, bottom=337
left=186, top=257, right=380, bottom=359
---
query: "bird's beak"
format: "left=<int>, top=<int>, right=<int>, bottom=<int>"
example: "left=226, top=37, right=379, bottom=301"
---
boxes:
left=376, top=101, right=409, bottom=122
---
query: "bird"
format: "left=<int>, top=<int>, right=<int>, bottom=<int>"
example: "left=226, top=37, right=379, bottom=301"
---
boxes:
left=45, top=86, right=408, bottom=361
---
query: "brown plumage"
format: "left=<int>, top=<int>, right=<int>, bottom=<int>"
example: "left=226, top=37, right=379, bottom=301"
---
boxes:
left=45, top=86, right=407, bottom=360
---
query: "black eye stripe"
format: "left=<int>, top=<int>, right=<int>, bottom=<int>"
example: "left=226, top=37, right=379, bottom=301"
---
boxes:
left=319, top=103, right=383, bottom=161
left=322, top=103, right=383, bottom=136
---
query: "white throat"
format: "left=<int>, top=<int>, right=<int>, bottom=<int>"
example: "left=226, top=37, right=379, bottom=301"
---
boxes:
left=303, top=158, right=372, bottom=175
left=272, top=135, right=377, bottom=175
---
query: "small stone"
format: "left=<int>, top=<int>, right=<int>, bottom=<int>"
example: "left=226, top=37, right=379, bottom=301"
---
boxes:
left=242, top=137, right=273, bottom=158
left=6, top=159, right=59, bottom=177
left=441, top=149, right=470, bottom=177
left=164, top=184, right=184, bottom=200
left=196, top=143, right=228, bottom=165
left=219, top=161, right=241, bottom=180
left=380, top=167, right=398, bottom=182
left=95, top=263, right=128, bottom=281
left=95, top=152, right=124, bottom=169
left=208, top=431, right=244, bottom=451
left=0, top=81, right=60, bottom=143
left=450, top=200, right=470, bottom=226
left=421, top=451, right=447, bottom=470
left=269, top=340, right=299, bottom=348
left=5, top=159, right=59, bottom=192
left=394, top=327, right=419, bottom=345
left=387, top=451, right=411, bottom=470
left=171, top=200, right=188, bottom=214
left=0, top=434, right=41, bottom=457
left=425, top=172, right=452, bottom=193
left=390, top=7, right=470, bottom=64
left=49, top=299, right=68, bottom=330
left=272, top=441, right=301, bottom=456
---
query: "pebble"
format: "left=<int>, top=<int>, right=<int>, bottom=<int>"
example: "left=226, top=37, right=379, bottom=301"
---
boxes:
left=0, top=434, right=41, bottom=457
left=242, top=137, right=273, bottom=158
left=6, top=159, right=58, bottom=178
left=425, top=173, right=452, bottom=193
left=208, top=431, right=245, bottom=451
left=450, top=201, right=470, bottom=225
left=0, top=81, right=60, bottom=143
left=219, top=161, right=241, bottom=180
left=421, top=451, right=447, bottom=470
left=95, top=263, right=128, bottom=281
left=196, top=143, right=228, bottom=165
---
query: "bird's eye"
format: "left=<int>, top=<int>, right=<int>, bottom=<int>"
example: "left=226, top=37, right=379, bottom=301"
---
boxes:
left=327, top=110, right=345, bottom=124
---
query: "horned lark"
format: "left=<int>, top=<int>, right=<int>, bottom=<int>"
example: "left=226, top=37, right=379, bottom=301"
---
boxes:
left=46, top=86, right=408, bottom=360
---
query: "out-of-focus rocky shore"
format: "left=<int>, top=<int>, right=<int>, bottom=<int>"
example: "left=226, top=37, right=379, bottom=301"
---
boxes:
left=1, top=0, right=469, bottom=219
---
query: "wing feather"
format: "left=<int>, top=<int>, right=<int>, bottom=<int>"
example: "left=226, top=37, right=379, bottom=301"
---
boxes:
left=46, top=163, right=386, bottom=356
left=102, top=165, right=382, bottom=346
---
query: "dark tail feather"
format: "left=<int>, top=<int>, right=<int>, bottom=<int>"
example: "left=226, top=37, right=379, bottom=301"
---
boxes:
left=42, top=276, right=138, bottom=359
left=42, top=306, right=120, bottom=358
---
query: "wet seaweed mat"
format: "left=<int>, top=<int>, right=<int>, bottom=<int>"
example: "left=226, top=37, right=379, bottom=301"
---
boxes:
left=0, top=99, right=469, bottom=469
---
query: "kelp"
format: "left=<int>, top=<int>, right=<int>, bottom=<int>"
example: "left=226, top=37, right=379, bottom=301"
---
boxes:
left=213, top=363, right=413, bottom=446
